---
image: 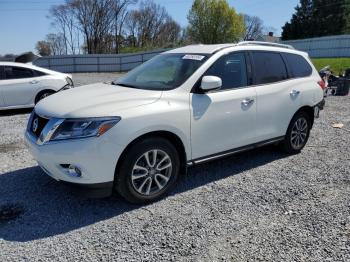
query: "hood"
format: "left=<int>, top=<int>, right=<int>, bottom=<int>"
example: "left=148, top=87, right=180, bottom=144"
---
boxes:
left=35, top=83, right=162, bottom=118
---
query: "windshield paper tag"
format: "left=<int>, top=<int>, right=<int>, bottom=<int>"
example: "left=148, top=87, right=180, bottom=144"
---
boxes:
left=182, top=55, right=205, bottom=61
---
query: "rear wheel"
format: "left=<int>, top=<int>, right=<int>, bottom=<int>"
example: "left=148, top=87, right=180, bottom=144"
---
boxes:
left=115, top=137, right=180, bottom=204
left=281, top=111, right=311, bottom=154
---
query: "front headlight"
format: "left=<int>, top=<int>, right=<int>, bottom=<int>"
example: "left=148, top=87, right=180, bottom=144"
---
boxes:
left=49, top=117, right=121, bottom=141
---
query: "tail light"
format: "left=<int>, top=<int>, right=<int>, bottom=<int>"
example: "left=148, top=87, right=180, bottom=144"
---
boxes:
left=318, top=80, right=326, bottom=90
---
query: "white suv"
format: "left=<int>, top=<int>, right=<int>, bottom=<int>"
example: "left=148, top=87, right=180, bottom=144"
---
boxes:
left=25, top=42, right=325, bottom=203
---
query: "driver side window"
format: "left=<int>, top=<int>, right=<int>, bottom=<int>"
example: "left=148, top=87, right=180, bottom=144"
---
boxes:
left=206, top=52, right=248, bottom=90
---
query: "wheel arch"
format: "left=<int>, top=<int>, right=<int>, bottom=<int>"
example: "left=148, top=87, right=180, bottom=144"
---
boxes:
left=292, top=105, right=315, bottom=129
left=114, top=130, right=188, bottom=183
left=35, top=89, right=56, bottom=104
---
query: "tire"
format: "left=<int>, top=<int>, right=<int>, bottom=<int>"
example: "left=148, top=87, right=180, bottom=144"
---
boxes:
left=35, top=91, right=54, bottom=104
left=280, top=111, right=311, bottom=154
left=115, top=137, right=180, bottom=204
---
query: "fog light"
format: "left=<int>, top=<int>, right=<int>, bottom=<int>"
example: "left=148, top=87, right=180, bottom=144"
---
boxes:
left=67, top=165, right=82, bottom=177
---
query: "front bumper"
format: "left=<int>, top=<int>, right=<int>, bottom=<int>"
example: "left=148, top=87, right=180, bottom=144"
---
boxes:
left=61, top=181, right=114, bottom=198
left=25, top=131, right=124, bottom=197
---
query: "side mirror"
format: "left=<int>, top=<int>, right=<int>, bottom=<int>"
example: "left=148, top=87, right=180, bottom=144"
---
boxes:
left=200, top=76, right=222, bottom=91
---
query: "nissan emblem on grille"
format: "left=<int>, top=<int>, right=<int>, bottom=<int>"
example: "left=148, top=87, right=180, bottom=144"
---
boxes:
left=32, top=118, right=39, bottom=133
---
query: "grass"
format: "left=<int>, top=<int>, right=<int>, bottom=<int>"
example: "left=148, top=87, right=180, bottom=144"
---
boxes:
left=311, top=57, right=350, bottom=75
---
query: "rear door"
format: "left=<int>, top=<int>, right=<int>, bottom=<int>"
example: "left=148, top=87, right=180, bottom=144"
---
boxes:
left=191, top=52, right=257, bottom=160
left=251, top=51, right=301, bottom=141
left=1, top=66, right=41, bottom=107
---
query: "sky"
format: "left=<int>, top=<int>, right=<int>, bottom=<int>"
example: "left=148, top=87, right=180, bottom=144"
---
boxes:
left=0, top=0, right=300, bottom=55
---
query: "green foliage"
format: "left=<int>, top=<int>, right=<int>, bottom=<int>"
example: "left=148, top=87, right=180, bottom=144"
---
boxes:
left=282, top=0, right=350, bottom=40
left=312, top=57, right=350, bottom=75
left=187, top=0, right=245, bottom=44
left=119, top=43, right=180, bottom=54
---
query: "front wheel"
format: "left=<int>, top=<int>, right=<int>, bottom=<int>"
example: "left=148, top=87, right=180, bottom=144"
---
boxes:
left=115, top=137, right=180, bottom=204
left=281, top=111, right=311, bottom=154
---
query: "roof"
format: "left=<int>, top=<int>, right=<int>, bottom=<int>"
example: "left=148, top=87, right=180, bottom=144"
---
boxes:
left=165, top=44, right=236, bottom=54
left=165, top=41, right=300, bottom=55
left=0, top=61, right=35, bottom=67
left=0, top=61, right=69, bottom=76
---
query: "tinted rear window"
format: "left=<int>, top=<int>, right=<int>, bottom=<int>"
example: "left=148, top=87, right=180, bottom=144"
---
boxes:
left=252, top=52, right=287, bottom=85
left=283, top=53, right=312, bottom=78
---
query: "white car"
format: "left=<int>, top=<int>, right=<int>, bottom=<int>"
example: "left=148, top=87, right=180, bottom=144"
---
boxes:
left=25, top=42, right=325, bottom=203
left=0, top=62, right=73, bottom=110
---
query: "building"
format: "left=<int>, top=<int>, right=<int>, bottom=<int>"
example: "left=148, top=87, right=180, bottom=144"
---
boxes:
left=255, top=32, right=281, bottom=43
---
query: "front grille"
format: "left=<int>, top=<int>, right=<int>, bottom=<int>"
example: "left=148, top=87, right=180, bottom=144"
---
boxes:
left=30, top=113, right=50, bottom=138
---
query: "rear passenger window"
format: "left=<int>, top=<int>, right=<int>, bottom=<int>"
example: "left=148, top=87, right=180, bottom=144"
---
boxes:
left=205, top=52, right=247, bottom=90
left=283, top=53, right=312, bottom=78
left=252, top=52, right=287, bottom=85
left=4, top=66, right=34, bottom=79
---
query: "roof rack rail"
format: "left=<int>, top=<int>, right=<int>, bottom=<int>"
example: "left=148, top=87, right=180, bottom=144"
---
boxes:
left=236, top=41, right=295, bottom=50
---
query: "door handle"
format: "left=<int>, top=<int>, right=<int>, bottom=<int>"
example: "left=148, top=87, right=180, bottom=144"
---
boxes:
left=290, top=90, right=300, bottom=96
left=30, top=80, right=39, bottom=84
left=241, top=98, right=254, bottom=106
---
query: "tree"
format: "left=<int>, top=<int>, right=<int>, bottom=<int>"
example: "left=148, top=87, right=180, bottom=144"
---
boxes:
left=243, top=15, right=264, bottom=40
left=35, top=34, right=65, bottom=56
left=112, top=0, right=137, bottom=53
left=68, top=0, right=115, bottom=54
left=282, top=0, right=350, bottom=40
left=49, top=3, right=79, bottom=54
left=43, top=0, right=180, bottom=54
left=46, top=33, right=66, bottom=55
left=36, top=41, right=52, bottom=56
left=187, top=0, right=244, bottom=44
left=282, top=0, right=313, bottom=40
left=313, top=0, right=345, bottom=36
left=345, top=0, right=350, bottom=33
left=125, top=0, right=181, bottom=48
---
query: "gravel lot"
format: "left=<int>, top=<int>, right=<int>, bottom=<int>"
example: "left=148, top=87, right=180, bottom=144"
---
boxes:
left=0, top=73, right=349, bottom=261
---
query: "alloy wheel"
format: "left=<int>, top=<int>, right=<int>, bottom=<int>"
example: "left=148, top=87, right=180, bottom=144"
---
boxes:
left=290, top=117, right=308, bottom=150
left=131, top=149, right=173, bottom=196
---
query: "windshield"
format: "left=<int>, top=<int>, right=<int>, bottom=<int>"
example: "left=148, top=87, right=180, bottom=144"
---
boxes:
left=113, top=53, right=208, bottom=90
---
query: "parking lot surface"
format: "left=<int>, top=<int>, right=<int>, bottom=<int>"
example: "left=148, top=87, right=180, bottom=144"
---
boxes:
left=0, top=73, right=349, bottom=261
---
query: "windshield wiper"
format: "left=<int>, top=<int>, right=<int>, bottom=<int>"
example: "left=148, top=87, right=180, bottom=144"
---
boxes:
left=111, top=82, right=138, bottom=89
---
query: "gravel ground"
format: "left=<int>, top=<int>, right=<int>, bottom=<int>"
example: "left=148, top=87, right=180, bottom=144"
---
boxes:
left=0, top=73, right=349, bottom=261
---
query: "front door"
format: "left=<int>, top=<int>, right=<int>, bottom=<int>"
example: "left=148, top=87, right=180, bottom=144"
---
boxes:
left=190, top=52, right=257, bottom=160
